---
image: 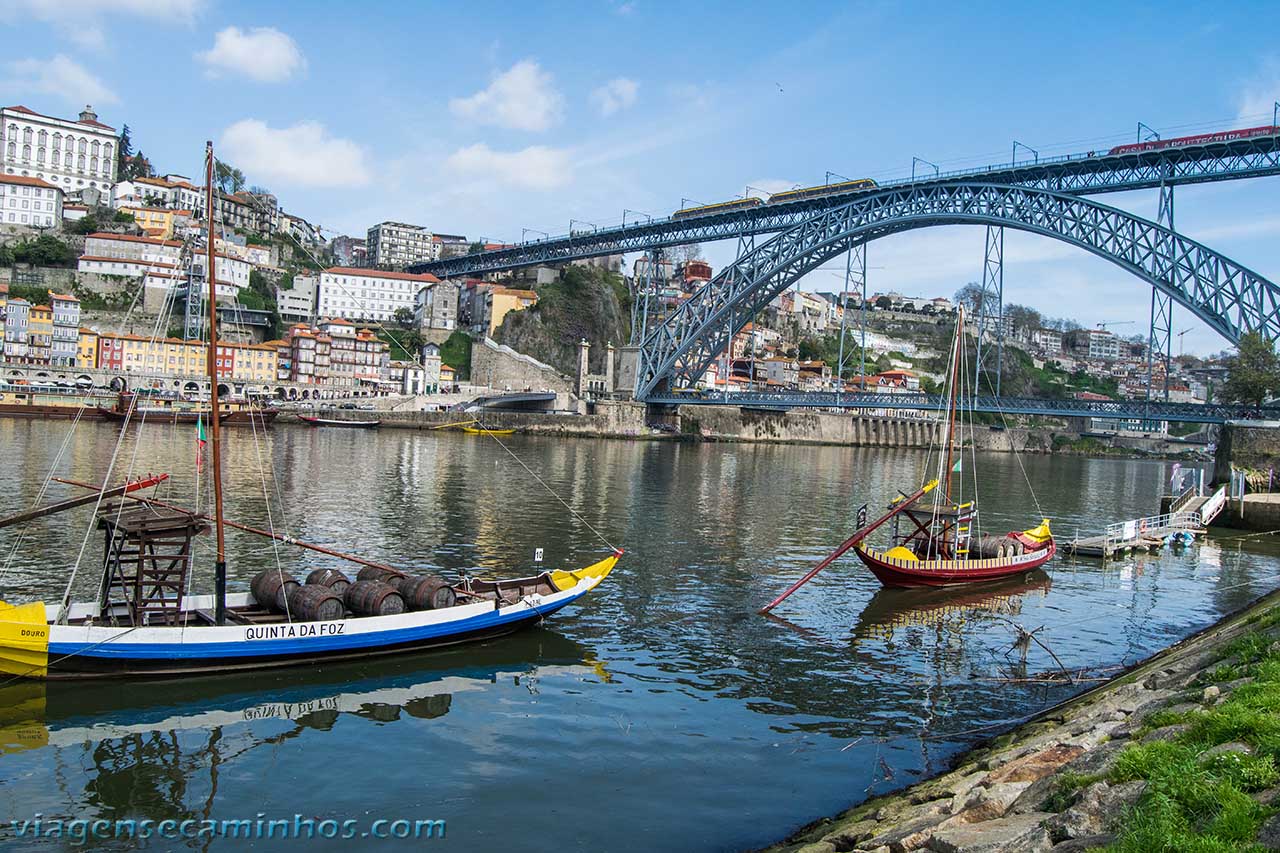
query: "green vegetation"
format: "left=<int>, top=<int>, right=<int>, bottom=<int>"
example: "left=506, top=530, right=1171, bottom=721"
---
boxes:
left=1223, top=331, right=1280, bottom=408
left=376, top=329, right=422, bottom=363
left=244, top=269, right=281, bottom=340
left=112, top=211, right=135, bottom=224
left=1097, top=609, right=1280, bottom=851
left=439, top=331, right=473, bottom=379
left=1, top=235, right=75, bottom=268
left=214, top=159, right=246, bottom=194
left=496, top=265, right=629, bottom=378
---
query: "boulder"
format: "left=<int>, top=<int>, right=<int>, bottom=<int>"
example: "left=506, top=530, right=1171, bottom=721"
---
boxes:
left=986, top=745, right=1086, bottom=785
left=927, top=812, right=1055, bottom=853
left=818, top=819, right=878, bottom=849
left=1140, top=723, right=1190, bottom=743
left=1043, top=781, right=1146, bottom=842
left=1202, top=685, right=1221, bottom=703
left=1258, top=812, right=1280, bottom=851
left=1200, top=741, right=1254, bottom=759
left=1253, top=786, right=1280, bottom=807
left=1048, top=834, right=1116, bottom=851
left=858, top=814, right=947, bottom=853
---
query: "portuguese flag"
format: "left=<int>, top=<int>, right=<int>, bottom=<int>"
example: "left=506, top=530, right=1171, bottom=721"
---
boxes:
left=196, top=414, right=207, bottom=473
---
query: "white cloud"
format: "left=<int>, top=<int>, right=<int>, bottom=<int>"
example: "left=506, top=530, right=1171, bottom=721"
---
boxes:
left=219, top=120, right=370, bottom=189
left=0, top=55, right=118, bottom=106
left=1237, top=59, right=1280, bottom=122
left=449, top=60, right=564, bottom=132
left=745, top=179, right=799, bottom=198
left=614, top=1, right=636, bottom=14
left=1, top=0, right=203, bottom=49
left=590, top=78, right=639, bottom=117
left=444, top=143, right=572, bottom=190
left=197, top=26, right=306, bottom=83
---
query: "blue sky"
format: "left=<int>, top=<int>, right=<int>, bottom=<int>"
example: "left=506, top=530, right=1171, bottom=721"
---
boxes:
left=3, top=0, right=1280, bottom=354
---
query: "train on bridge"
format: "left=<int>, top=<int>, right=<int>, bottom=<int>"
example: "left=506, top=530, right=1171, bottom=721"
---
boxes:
left=668, top=124, right=1279, bottom=223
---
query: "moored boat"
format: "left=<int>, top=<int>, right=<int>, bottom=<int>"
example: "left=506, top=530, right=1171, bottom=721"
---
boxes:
left=0, top=141, right=620, bottom=681
left=298, top=415, right=380, bottom=428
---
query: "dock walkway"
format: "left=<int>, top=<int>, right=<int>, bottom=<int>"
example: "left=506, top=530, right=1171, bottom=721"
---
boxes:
left=1066, top=485, right=1227, bottom=559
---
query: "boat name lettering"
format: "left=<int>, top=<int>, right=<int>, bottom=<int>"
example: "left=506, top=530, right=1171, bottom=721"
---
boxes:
left=243, top=623, right=346, bottom=641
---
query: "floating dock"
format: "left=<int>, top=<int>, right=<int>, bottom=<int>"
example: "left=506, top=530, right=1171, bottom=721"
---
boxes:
left=1066, top=486, right=1226, bottom=559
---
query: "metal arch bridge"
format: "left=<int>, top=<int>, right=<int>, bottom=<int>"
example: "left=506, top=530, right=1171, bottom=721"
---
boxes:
left=410, top=132, right=1280, bottom=279
left=635, top=182, right=1280, bottom=398
left=645, top=390, right=1277, bottom=425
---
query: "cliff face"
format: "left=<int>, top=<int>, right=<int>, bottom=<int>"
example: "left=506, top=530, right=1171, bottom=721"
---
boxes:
left=493, top=266, right=631, bottom=377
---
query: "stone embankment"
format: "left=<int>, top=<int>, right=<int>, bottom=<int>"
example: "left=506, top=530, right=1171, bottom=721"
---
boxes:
left=766, top=591, right=1280, bottom=853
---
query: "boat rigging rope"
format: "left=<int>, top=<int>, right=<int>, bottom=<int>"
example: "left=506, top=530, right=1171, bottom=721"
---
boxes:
left=249, top=404, right=291, bottom=621
left=230, top=190, right=621, bottom=557
left=977, top=366, right=1045, bottom=521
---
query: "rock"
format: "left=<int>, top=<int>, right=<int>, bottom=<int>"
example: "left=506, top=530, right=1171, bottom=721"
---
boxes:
left=928, top=812, right=1055, bottom=853
left=986, top=745, right=1086, bottom=785
left=1060, top=740, right=1126, bottom=778
left=1258, top=812, right=1280, bottom=851
left=859, top=815, right=947, bottom=853
left=942, top=771, right=990, bottom=815
left=1140, top=724, right=1190, bottom=743
left=1200, top=741, right=1254, bottom=759
left=1253, top=786, right=1280, bottom=807
left=1049, top=834, right=1116, bottom=851
left=1202, top=685, right=1221, bottom=703
left=819, top=819, right=878, bottom=849
left=1044, top=781, right=1146, bottom=842
left=795, top=843, right=837, bottom=853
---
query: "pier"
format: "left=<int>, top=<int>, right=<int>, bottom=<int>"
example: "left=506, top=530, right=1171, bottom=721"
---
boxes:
left=1066, top=485, right=1227, bottom=558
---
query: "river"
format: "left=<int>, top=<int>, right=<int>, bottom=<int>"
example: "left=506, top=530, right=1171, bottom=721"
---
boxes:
left=0, top=418, right=1277, bottom=851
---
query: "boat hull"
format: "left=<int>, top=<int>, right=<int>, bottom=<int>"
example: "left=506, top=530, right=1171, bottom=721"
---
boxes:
left=298, top=415, right=380, bottom=428
left=3, top=554, right=618, bottom=681
left=854, top=541, right=1056, bottom=588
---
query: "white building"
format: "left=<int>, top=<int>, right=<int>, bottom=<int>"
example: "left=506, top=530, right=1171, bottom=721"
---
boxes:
left=317, top=267, right=440, bottom=323
left=366, top=221, right=437, bottom=268
left=1031, top=328, right=1063, bottom=353
left=1, top=104, right=117, bottom=196
left=79, top=232, right=183, bottom=279
left=0, top=173, right=62, bottom=227
left=277, top=274, right=317, bottom=324
left=193, top=253, right=251, bottom=301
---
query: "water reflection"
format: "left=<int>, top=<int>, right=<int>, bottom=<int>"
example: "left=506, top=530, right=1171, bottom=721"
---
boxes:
left=852, top=572, right=1053, bottom=645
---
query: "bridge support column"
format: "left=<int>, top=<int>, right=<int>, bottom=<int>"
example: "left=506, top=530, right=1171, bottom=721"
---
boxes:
left=973, top=225, right=1004, bottom=397
left=836, top=243, right=868, bottom=400
left=1146, top=178, right=1175, bottom=407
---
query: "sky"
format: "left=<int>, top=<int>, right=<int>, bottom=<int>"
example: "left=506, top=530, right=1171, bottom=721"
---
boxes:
left=3, top=0, right=1280, bottom=355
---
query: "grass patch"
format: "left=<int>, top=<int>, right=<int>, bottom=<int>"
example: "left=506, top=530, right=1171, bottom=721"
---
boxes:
left=1102, top=617, right=1280, bottom=851
left=1043, top=771, right=1104, bottom=813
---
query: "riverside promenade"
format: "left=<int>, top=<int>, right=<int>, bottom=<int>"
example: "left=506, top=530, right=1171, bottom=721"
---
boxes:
left=766, top=589, right=1280, bottom=852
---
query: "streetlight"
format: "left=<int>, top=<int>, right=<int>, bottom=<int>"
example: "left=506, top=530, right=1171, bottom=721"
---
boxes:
left=912, top=157, right=939, bottom=181
left=1012, top=140, right=1039, bottom=165
left=522, top=227, right=549, bottom=243
left=623, top=209, right=651, bottom=227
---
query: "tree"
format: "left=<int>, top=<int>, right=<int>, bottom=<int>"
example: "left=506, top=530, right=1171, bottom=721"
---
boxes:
left=468, top=241, right=486, bottom=254
left=12, top=235, right=74, bottom=267
left=393, top=307, right=416, bottom=329
left=1004, top=304, right=1042, bottom=335
left=670, top=243, right=705, bottom=265
left=1222, top=331, right=1280, bottom=408
left=248, top=185, right=272, bottom=196
left=67, top=215, right=100, bottom=235
left=874, top=295, right=893, bottom=310
left=954, top=282, right=986, bottom=315
left=117, top=124, right=133, bottom=178
left=214, top=159, right=246, bottom=194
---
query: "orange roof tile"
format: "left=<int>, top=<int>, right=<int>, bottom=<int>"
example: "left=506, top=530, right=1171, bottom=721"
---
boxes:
left=86, top=232, right=182, bottom=248
left=0, top=173, right=60, bottom=190
left=324, top=266, right=439, bottom=283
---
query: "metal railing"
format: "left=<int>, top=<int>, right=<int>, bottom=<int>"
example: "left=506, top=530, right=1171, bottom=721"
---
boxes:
left=1103, top=511, right=1201, bottom=551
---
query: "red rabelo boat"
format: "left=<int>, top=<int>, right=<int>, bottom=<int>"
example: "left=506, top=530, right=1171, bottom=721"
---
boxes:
left=759, top=306, right=1054, bottom=613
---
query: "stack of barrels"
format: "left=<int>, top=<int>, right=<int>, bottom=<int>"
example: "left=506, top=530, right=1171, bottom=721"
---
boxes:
left=971, top=535, right=1027, bottom=559
left=250, top=566, right=458, bottom=621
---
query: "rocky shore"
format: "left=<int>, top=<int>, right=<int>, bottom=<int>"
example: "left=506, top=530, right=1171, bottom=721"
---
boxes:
left=765, top=590, right=1280, bottom=853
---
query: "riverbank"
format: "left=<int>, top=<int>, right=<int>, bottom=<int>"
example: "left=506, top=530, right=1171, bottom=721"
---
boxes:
left=763, top=587, right=1280, bottom=853
left=282, top=402, right=1206, bottom=460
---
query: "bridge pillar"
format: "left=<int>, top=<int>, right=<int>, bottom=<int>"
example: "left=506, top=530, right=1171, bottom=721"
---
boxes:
left=1146, top=178, right=1175, bottom=405
left=836, top=243, right=868, bottom=397
left=973, top=225, right=1004, bottom=397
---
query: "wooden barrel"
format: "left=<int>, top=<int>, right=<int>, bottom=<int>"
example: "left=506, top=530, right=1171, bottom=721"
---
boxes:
left=356, top=566, right=403, bottom=585
left=289, top=585, right=346, bottom=621
left=251, top=571, right=300, bottom=613
left=345, top=580, right=405, bottom=616
left=306, top=568, right=351, bottom=594
left=397, top=575, right=457, bottom=610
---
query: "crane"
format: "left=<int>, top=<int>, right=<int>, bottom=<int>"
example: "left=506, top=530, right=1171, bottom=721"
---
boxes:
left=1176, top=327, right=1192, bottom=357
left=1094, top=320, right=1135, bottom=331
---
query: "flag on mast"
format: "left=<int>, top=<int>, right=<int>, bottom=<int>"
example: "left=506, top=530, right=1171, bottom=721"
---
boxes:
left=196, top=413, right=207, bottom=472
left=951, top=457, right=962, bottom=473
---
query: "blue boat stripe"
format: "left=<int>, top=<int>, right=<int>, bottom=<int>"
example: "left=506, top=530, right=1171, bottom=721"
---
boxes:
left=49, top=596, right=578, bottom=660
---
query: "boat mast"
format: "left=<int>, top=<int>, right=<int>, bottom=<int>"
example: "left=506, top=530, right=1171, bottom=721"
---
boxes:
left=204, top=141, right=229, bottom=625
left=942, top=306, right=964, bottom=501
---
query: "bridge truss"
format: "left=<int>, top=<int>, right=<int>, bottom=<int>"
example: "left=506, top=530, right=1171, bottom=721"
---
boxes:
left=634, top=182, right=1280, bottom=399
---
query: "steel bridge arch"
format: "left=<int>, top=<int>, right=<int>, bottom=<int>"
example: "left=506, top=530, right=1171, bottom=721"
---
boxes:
left=637, top=182, right=1280, bottom=398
